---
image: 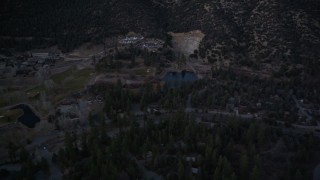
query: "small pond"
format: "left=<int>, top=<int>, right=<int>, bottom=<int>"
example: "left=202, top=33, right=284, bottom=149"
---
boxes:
left=163, top=71, right=197, bottom=88
left=11, top=104, right=40, bottom=128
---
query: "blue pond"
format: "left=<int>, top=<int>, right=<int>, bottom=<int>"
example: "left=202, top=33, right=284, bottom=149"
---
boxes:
left=163, top=71, right=197, bottom=88
left=11, top=104, right=40, bottom=128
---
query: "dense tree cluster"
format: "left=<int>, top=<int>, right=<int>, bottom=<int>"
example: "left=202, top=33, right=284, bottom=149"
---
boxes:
left=52, top=110, right=320, bottom=179
left=54, top=119, right=142, bottom=179
left=190, top=69, right=320, bottom=124
left=0, top=0, right=167, bottom=52
left=0, top=0, right=113, bottom=51
left=2, top=144, right=49, bottom=179
left=91, top=80, right=192, bottom=113
left=103, top=80, right=132, bottom=120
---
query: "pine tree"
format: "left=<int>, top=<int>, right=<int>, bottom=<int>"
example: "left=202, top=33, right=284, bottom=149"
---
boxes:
left=81, top=132, right=89, bottom=156
left=39, top=157, right=49, bottom=174
left=240, top=153, right=248, bottom=180
left=7, top=142, right=18, bottom=162
left=213, top=165, right=221, bottom=180
left=178, top=160, right=185, bottom=180
left=19, top=146, right=30, bottom=162
left=293, top=170, right=303, bottom=180
left=250, top=166, right=259, bottom=180
left=186, top=162, right=193, bottom=180
left=221, top=157, right=233, bottom=177
left=246, top=123, right=256, bottom=144
left=215, top=134, right=222, bottom=148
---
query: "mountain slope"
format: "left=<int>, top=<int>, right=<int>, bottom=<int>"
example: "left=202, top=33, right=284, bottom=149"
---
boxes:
left=0, top=0, right=319, bottom=74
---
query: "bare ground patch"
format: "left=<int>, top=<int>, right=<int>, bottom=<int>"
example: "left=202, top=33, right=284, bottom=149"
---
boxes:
left=168, top=30, right=205, bottom=56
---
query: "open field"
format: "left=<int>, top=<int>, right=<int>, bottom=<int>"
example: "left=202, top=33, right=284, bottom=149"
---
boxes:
left=26, top=85, right=47, bottom=96
left=0, top=66, right=95, bottom=117
left=0, top=109, right=23, bottom=126
left=50, top=67, right=95, bottom=104
left=0, top=90, right=29, bottom=108
left=52, top=67, right=95, bottom=92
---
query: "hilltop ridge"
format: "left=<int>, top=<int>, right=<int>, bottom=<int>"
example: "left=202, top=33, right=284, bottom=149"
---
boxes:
left=0, top=0, right=319, bottom=75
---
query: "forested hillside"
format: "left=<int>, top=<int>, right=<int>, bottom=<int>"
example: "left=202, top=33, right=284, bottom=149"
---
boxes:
left=1, top=0, right=319, bottom=72
left=0, top=0, right=168, bottom=51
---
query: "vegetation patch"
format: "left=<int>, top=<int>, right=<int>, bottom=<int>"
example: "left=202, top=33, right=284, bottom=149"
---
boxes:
left=134, top=68, right=148, bottom=76
left=26, top=85, right=47, bottom=95
left=0, top=109, right=23, bottom=126
left=51, top=66, right=77, bottom=84
left=0, top=91, right=28, bottom=108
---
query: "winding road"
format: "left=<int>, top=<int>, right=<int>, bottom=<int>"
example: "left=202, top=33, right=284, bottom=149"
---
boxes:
left=292, top=95, right=312, bottom=122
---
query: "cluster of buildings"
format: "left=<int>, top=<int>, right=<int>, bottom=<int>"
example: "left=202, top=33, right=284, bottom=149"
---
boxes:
left=118, top=34, right=144, bottom=44
left=53, top=92, right=104, bottom=129
left=137, top=39, right=164, bottom=52
left=118, top=34, right=164, bottom=52
left=0, top=52, right=61, bottom=78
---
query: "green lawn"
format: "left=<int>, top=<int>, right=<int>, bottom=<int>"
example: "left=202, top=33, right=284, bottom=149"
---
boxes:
left=50, top=67, right=95, bottom=103
left=26, top=85, right=47, bottom=95
left=0, top=109, right=23, bottom=126
left=51, top=66, right=77, bottom=84
left=134, top=68, right=148, bottom=76
left=62, top=68, right=95, bottom=91
left=0, top=91, right=28, bottom=108
left=0, top=67, right=95, bottom=110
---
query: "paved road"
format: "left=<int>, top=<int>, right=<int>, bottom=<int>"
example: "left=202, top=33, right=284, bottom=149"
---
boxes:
left=36, top=147, right=62, bottom=180
left=184, top=89, right=254, bottom=119
left=0, top=131, right=64, bottom=180
left=292, top=95, right=312, bottom=122
left=185, top=93, right=192, bottom=112
left=0, top=163, right=21, bottom=172
left=129, top=155, right=163, bottom=180
left=186, top=108, right=254, bottom=119
left=33, top=131, right=64, bottom=180
left=261, top=138, right=284, bottom=155
left=278, top=125, right=320, bottom=138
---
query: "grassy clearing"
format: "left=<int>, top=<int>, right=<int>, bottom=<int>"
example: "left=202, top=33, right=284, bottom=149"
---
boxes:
left=134, top=68, right=147, bottom=76
left=51, top=67, right=94, bottom=91
left=0, top=67, right=95, bottom=110
left=51, top=66, right=76, bottom=84
left=0, top=97, right=8, bottom=108
left=0, top=91, right=28, bottom=108
left=50, top=67, right=95, bottom=104
left=26, top=85, right=47, bottom=95
left=133, top=67, right=156, bottom=76
left=0, top=109, right=23, bottom=126
left=62, top=68, right=95, bottom=91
